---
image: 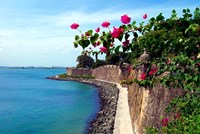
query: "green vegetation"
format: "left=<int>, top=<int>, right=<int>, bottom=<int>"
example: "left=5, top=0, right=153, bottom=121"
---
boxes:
left=76, top=54, right=94, bottom=68
left=71, top=7, right=200, bottom=133
left=58, top=73, right=95, bottom=79
left=58, top=73, right=67, bottom=78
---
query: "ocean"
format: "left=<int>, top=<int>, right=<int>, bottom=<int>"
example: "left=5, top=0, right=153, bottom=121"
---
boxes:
left=0, top=68, right=99, bottom=134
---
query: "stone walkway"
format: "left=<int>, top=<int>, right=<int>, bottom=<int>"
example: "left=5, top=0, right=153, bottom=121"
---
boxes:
left=113, top=84, right=133, bottom=134
left=96, top=79, right=133, bottom=134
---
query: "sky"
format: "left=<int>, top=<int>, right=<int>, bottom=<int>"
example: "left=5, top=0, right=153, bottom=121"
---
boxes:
left=0, top=0, right=199, bottom=67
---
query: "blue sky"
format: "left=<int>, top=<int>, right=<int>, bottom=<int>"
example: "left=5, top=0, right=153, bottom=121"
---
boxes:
left=0, top=0, right=199, bottom=67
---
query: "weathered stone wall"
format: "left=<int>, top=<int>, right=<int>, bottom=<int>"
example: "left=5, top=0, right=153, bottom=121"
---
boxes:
left=92, top=65, right=120, bottom=83
left=66, top=65, right=184, bottom=134
left=128, top=69, right=184, bottom=133
left=66, top=67, right=92, bottom=76
left=92, top=64, right=131, bottom=83
left=67, top=64, right=130, bottom=83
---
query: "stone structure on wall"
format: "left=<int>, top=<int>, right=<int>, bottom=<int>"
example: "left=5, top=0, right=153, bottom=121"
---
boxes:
left=66, top=67, right=92, bottom=77
left=128, top=69, right=184, bottom=133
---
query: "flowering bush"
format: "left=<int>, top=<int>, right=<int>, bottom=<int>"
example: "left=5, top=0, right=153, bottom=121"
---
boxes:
left=70, top=7, right=200, bottom=133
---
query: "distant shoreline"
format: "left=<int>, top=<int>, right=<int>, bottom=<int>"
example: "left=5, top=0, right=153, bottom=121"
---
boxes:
left=0, top=66, right=66, bottom=69
left=47, top=76, right=119, bottom=134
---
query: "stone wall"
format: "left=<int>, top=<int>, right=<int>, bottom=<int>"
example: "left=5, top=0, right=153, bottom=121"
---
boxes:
left=67, top=64, right=130, bottom=82
left=92, top=65, right=121, bottom=83
left=66, top=65, right=185, bottom=134
left=66, top=67, right=92, bottom=76
left=128, top=69, right=184, bottom=133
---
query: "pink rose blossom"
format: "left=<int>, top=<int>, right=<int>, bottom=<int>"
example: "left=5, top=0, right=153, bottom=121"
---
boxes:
left=95, top=27, right=100, bottom=32
left=100, top=47, right=107, bottom=53
left=93, top=41, right=100, bottom=47
left=127, top=66, right=132, bottom=72
left=121, top=14, right=131, bottom=24
left=101, top=21, right=110, bottom=28
left=111, top=27, right=124, bottom=38
left=143, top=14, right=147, bottom=19
left=70, top=23, right=79, bottom=29
left=140, top=72, right=147, bottom=80
left=165, top=59, right=171, bottom=65
left=122, top=40, right=130, bottom=47
left=149, top=66, right=158, bottom=75
left=161, top=118, right=169, bottom=127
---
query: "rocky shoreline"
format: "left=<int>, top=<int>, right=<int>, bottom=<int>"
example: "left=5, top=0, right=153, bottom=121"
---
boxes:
left=47, top=76, right=119, bottom=134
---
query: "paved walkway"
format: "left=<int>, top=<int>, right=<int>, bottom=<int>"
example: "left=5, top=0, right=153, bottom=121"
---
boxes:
left=96, top=79, right=133, bottom=134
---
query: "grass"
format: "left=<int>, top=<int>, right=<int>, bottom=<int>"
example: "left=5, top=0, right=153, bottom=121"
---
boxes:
left=58, top=73, right=95, bottom=79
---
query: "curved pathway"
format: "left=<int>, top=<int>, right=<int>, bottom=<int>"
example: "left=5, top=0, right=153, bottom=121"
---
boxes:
left=96, top=79, right=133, bottom=134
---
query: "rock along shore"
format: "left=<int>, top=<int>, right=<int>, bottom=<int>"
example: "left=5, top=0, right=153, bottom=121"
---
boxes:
left=47, top=76, right=119, bottom=134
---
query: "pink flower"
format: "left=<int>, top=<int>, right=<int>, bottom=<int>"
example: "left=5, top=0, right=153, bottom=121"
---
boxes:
left=165, top=59, right=171, bottom=65
left=121, top=14, right=131, bottom=24
left=143, top=14, right=147, bottom=19
left=161, top=118, right=169, bottom=127
left=111, top=27, right=124, bottom=38
left=101, top=21, right=110, bottom=28
left=92, top=41, right=100, bottom=47
left=149, top=66, right=158, bottom=75
left=70, top=23, right=79, bottom=29
left=140, top=72, right=147, bottom=80
left=122, top=40, right=129, bottom=47
left=127, top=66, right=132, bottom=72
left=95, top=27, right=100, bottom=32
left=175, top=112, right=181, bottom=120
left=100, top=47, right=107, bottom=53
left=85, top=32, right=90, bottom=36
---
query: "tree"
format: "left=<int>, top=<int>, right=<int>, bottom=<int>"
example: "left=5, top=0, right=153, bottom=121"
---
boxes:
left=76, top=54, right=94, bottom=68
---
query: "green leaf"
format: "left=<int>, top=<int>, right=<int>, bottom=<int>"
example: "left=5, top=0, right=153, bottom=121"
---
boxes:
left=127, top=24, right=132, bottom=30
left=114, top=45, right=121, bottom=54
left=156, top=13, right=164, bottom=21
left=193, top=76, right=198, bottom=82
left=75, top=35, right=80, bottom=41
left=87, top=30, right=93, bottom=35
left=150, top=17, right=155, bottom=23
left=90, top=33, right=99, bottom=44
left=185, top=24, right=200, bottom=34
left=79, top=39, right=90, bottom=49
left=118, top=34, right=123, bottom=41
left=133, top=32, right=138, bottom=38
left=125, top=33, right=130, bottom=40
left=123, top=46, right=128, bottom=52
left=73, top=42, right=78, bottom=48
left=132, top=21, right=136, bottom=27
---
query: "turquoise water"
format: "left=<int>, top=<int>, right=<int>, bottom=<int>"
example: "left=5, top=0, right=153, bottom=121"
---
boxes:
left=0, top=68, right=99, bottom=134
